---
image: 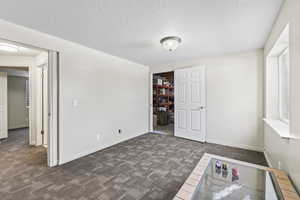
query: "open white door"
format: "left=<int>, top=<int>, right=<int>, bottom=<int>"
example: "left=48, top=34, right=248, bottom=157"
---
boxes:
left=0, top=72, right=8, bottom=139
left=174, top=66, right=206, bottom=142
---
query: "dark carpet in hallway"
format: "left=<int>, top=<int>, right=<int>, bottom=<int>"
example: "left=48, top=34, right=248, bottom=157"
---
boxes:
left=0, top=130, right=267, bottom=200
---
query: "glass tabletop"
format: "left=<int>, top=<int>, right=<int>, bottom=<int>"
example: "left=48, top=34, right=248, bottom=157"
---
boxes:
left=191, top=158, right=282, bottom=200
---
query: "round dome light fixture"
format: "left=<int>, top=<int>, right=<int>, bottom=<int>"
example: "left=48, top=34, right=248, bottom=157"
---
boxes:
left=160, top=36, right=182, bottom=51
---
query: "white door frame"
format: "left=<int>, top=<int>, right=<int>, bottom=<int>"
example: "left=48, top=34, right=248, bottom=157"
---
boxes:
left=47, top=51, right=59, bottom=167
left=149, top=73, right=153, bottom=132
left=37, top=62, right=48, bottom=147
left=0, top=72, right=8, bottom=139
left=28, top=65, right=36, bottom=146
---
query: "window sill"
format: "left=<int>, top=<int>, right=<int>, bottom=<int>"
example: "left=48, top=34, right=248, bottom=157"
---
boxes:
left=263, top=119, right=296, bottom=139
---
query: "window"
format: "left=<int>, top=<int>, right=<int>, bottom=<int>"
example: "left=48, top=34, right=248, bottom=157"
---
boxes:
left=278, top=48, right=289, bottom=123
left=265, top=24, right=290, bottom=138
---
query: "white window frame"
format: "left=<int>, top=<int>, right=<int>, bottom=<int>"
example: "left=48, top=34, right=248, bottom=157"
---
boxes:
left=264, top=23, right=292, bottom=139
left=278, top=48, right=289, bottom=124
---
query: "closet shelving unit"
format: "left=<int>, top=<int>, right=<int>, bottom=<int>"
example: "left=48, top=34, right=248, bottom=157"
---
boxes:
left=153, top=71, right=175, bottom=128
left=153, top=84, right=174, bottom=114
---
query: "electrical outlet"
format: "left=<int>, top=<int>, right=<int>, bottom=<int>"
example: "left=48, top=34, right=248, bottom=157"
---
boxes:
left=118, top=129, right=122, bottom=134
left=96, top=134, right=100, bottom=141
left=278, top=161, right=281, bottom=170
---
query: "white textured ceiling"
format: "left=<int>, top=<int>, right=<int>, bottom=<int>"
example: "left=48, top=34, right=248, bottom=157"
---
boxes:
left=0, top=0, right=282, bottom=66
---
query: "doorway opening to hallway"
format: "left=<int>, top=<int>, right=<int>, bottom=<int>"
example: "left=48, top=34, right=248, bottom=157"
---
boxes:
left=0, top=38, right=59, bottom=167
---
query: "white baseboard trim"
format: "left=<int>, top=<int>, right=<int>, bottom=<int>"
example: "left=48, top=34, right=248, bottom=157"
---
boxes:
left=263, top=149, right=273, bottom=167
left=59, top=131, right=147, bottom=165
left=60, top=145, right=104, bottom=165
left=8, top=126, right=29, bottom=130
left=152, top=130, right=173, bottom=136
left=206, top=138, right=264, bottom=152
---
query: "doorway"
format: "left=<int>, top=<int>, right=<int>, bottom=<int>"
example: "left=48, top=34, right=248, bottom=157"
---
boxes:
left=0, top=67, right=30, bottom=138
left=151, top=66, right=207, bottom=142
left=0, top=38, right=59, bottom=166
left=0, top=67, right=47, bottom=164
left=152, top=71, right=175, bottom=135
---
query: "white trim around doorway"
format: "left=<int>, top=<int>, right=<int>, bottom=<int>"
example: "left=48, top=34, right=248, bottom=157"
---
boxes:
left=47, top=51, right=59, bottom=167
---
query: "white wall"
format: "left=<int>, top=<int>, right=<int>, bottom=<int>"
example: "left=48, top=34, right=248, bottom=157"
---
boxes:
left=264, top=0, right=300, bottom=190
left=7, top=76, right=29, bottom=129
left=0, top=19, right=149, bottom=164
left=151, top=50, right=264, bottom=151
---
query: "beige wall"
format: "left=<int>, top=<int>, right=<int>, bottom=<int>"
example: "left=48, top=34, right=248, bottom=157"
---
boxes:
left=151, top=49, right=264, bottom=151
left=7, top=76, right=29, bottom=129
left=264, top=0, right=300, bottom=190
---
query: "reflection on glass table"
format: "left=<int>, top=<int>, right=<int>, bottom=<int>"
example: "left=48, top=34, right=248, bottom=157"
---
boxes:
left=191, top=158, right=283, bottom=200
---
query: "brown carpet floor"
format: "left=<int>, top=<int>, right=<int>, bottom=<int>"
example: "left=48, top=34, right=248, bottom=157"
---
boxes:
left=0, top=129, right=267, bottom=200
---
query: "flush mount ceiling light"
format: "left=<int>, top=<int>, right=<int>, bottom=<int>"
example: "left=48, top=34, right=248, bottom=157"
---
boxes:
left=0, top=43, right=19, bottom=52
left=160, top=36, right=182, bottom=51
